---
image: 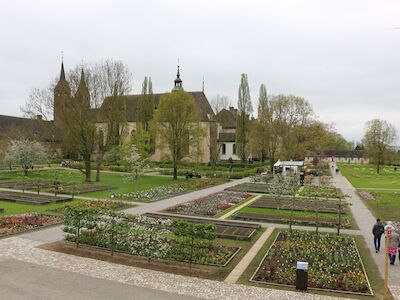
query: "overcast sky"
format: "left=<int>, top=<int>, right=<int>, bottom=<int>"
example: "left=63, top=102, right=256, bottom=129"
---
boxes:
left=1, top=0, right=400, bottom=142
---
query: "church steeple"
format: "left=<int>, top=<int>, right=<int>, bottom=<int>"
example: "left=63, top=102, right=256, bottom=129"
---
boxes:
left=54, top=60, right=71, bottom=128
left=172, top=65, right=183, bottom=92
left=75, top=68, right=90, bottom=109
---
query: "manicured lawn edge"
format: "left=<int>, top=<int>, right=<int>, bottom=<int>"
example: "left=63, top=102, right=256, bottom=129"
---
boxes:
left=214, top=195, right=258, bottom=219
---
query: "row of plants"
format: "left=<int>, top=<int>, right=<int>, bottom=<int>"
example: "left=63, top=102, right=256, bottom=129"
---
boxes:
left=116, top=178, right=228, bottom=202
left=159, top=168, right=258, bottom=179
left=0, top=213, right=63, bottom=236
left=298, top=185, right=339, bottom=198
left=63, top=207, right=239, bottom=267
left=252, top=231, right=372, bottom=294
left=166, top=191, right=252, bottom=217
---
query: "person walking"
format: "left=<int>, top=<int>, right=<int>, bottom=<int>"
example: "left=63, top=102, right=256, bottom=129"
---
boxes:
left=388, top=230, right=400, bottom=265
left=372, top=218, right=385, bottom=253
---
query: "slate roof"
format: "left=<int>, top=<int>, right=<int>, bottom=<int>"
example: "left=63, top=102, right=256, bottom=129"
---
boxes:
left=0, top=115, right=60, bottom=142
left=101, top=91, right=215, bottom=122
left=216, top=108, right=237, bottom=129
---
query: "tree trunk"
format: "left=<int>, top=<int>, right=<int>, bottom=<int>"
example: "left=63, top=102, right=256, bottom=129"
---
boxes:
left=84, top=160, right=91, bottom=183
left=96, top=163, right=101, bottom=182
left=376, top=162, right=380, bottom=174
left=173, top=164, right=178, bottom=180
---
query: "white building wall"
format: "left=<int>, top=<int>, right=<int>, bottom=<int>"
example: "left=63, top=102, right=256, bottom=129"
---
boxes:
left=218, top=142, right=240, bottom=161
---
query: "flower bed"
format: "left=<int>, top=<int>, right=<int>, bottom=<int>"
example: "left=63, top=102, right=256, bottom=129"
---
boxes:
left=234, top=212, right=349, bottom=227
left=166, top=191, right=252, bottom=216
left=250, top=196, right=346, bottom=213
left=251, top=231, right=372, bottom=295
left=117, top=178, right=229, bottom=202
left=49, top=200, right=126, bottom=214
left=226, top=183, right=271, bottom=194
left=298, top=185, right=339, bottom=198
left=0, top=213, right=63, bottom=236
left=358, top=191, right=375, bottom=201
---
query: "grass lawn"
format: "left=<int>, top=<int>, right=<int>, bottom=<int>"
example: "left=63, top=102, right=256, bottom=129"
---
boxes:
left=0, top=200, right=69, bottom=216
left=239, top=229, right=388, bottom=300
left=0, top=169, right=185, bottom=199
left=338, top=163, right=400, bottom=189
left=360, top=190, right=400, bottom=222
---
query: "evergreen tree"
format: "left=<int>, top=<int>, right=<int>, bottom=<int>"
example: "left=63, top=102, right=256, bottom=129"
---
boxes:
left=235, top=73, right=253, bottom=163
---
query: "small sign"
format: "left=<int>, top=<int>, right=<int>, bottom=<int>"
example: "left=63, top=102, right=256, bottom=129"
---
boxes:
left=297, top=261, right=309, bottom=270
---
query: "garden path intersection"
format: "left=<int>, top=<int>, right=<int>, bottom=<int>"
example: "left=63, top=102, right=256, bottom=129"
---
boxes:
left=0, top=173, right=394, bottom=299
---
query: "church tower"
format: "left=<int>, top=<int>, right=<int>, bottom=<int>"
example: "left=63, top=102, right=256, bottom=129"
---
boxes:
left=172, top=65, right=183, bottom=92
left=54, top=61, right=71, bottom=128
left=74, top=68, right=91, bottom=108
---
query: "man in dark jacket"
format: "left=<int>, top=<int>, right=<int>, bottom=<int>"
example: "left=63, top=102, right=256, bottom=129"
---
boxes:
left=372, top=218, right=385, bottom=253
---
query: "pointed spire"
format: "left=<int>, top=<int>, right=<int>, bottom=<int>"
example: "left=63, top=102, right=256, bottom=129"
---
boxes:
left=173, top=64, right=183, bottom=92
left=79, top=68, right=86, bottom=85
left=60, top=61, right=66, bottom=81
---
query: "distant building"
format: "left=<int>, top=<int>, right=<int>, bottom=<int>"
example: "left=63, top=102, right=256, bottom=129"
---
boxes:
left=274, top=160, right=304, bottom=175
left=53, top=63, right=217, bottom=163
left=305, top=150, right=369, bottom=164
left=216, top=107, right=240, bottom=161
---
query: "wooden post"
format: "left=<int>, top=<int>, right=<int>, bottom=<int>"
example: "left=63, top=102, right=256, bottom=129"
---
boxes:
left=384, top=229, right=392, bottom=299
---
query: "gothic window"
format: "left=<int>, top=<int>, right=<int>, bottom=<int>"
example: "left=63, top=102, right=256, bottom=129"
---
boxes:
left=222, top=144, right=226, bottom=155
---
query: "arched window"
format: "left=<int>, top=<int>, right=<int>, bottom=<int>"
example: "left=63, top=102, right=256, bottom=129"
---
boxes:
left=222, top=144, right=226, bottom=155
left=233, top=143, right=236, bottom=155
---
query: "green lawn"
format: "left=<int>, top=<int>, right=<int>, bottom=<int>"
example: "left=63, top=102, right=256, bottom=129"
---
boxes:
left=0, top=199, right=74, bottom=216
left=0, top=169, right=185, bottom=199
left=360, top=190, right=400, bottom=222
left=338, top=163, right=400, bottom=189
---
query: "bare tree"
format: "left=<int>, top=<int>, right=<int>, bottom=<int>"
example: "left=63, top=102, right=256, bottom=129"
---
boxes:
left=211, top=94, right=231, bottom=114
left=363, top=119, right=397, bottom=173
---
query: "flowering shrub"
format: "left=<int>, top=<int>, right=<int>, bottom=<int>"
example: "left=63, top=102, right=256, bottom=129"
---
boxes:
left=358, top=191, right=375, bottom=201
left=253, top=231, right=371, bottom=294
left=116, top=178, right=228, bottom=202
left=0, top=213, right=62, bottom=236
left=63, top=208, right=238, bottom=266
left=167, top=191, right=251, bottom=216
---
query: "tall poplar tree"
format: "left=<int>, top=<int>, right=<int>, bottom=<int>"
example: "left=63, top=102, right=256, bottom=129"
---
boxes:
left=235, top=73, right=253, bottom=163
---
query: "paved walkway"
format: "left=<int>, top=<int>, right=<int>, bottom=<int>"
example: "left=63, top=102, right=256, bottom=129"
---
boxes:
left=331, top=162, right=400, bottom=298
left=225, top=227, right=274, bottom=283
left=0, top=236, right=348, bottom=300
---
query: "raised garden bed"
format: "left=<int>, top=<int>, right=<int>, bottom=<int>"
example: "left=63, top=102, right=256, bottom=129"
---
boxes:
left=0, top=180, right=54, bottom=189
left=116, top=178, right=229, bottom=202
left=249, top=196, right=345, bottom=213
left=226, top=183, right=270, bottom=194
left=0, top=213, right=63, bottom=237
left=58, top=184, right=116, bottom=194
left=298, top=185, right=340, bottom=198
left=251, top=231, right=373, bottom=295
left=165, top=191, right=252, bottom=217
left=0, top=190, right=72, bottom=205
left=233, top=211, right=349, bottom=227
left=145, top=212, right=259, bottom=240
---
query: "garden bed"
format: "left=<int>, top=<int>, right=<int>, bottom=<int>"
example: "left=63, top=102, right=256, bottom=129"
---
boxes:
left=226, top=183, right=271, bottom=194
left=58, top=184, right=116, bottom=194
left=165, top=191, right=252, bottom=217
left=298, top=185, right=340, bottom=198
left=249, top=196, right=345, bottom=213
left=251, top=231, right=373, bottom=295
left=233, top=211, right=349, bottom=227
left=0, top=213, right=63, bottom=237
left=145, top=212, right=259, bottom=240
left=0, top=190, right=72, bottom=205
left=116, top=178, right=229, bottom=202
